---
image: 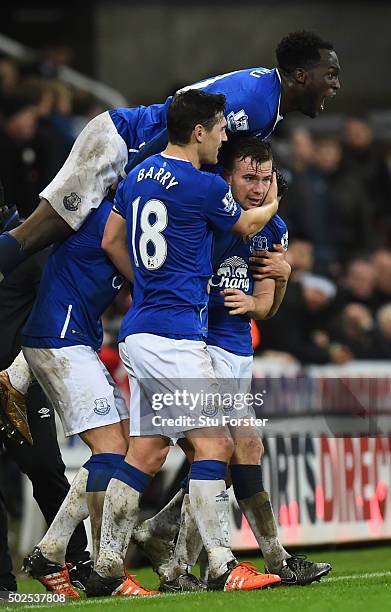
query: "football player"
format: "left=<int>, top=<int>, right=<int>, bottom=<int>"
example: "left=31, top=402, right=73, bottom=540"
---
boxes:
left=153, top=136, right=331, bottom=588
left=88, top=89, right=282, bottom=596
left=0, top=31, right=340, bottom=282
left=20, top=198, right=132, bottom=597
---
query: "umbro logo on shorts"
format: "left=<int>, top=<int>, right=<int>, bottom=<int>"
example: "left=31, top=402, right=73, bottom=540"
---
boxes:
left=38, top=407, right=50, bottom=418
left=216, top=491, right=229, bottom=502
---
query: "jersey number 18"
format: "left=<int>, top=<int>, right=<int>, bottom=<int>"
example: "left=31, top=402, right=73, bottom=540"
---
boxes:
left=131, top=197, right=168, bottom=270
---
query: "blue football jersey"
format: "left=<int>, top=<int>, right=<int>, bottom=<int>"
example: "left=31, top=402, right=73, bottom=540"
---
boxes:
left=22, top=199, right=124, bottom=351
left=207, top=214, right=288, bottom=356
left=110, top=67, right=282, bottom=160
left=113, top=153, right=241, bottom=341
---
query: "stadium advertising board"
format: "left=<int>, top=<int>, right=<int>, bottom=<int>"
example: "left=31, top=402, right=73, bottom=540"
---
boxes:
left=230, top=433, right=391, bottom=548
left=230, top=361, right=391, bottom=548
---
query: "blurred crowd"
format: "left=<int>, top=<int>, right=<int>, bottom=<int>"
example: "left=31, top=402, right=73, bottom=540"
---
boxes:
left=0, top=52, right=105, bottom=218
left=1, top=52, right=391, bottom=367
left=257, top=120, right=391, bottom=365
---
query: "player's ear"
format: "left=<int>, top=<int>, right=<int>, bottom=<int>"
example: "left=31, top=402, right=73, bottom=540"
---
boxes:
left=223, top=169, right=233, bottom=186
left=194, top=123, right=204, bottom=143
left=293, top=67, right=307, bottom=85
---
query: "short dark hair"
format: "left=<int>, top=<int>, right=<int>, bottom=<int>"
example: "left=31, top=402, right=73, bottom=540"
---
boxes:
left=276, top=31, right=334, bottom=74
left=167, top=89, right=226, bottom=145
left=219, top=134, right=272, bottom=172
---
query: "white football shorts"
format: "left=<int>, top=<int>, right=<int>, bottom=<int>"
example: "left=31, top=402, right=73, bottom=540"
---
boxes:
left=39, top=111, right=128, bottom=230
left=207, top=344, right=256, bottom=424
left=22, top=345, right=128, bottom=437
left=119, top=333, right=224, bottom=438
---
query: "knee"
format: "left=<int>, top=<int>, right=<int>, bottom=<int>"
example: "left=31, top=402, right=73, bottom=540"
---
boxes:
left=81, top=424, right=129, bottom=456
left=220, top=435, right=235, bottom=462
left=193, top=434, right=234, bottom=463
left=127, top=444, right=169, bottom=476
left=233, top=435, right=263, bottom=465
left=144, top=446, right=169, bottom=475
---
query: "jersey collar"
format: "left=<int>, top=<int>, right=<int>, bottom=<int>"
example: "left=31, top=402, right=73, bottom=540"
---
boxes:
left=160, top=153, right=192, bottom=163
left=260, top=68, right=284, bottom=140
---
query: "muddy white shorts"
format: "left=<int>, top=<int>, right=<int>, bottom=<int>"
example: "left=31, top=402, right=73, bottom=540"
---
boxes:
left=119, top=333, right=225, bottom=438
left=39, top=112, right=128, bottom=230
left=22, top=345, right=128, bottom=437
left=207, top=344, right=257, bottom=425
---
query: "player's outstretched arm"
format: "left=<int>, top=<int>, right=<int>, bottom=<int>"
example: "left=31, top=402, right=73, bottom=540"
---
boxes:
left=231, top=173, right=278, bottom=237
left=101, top=210, right=134, bottom=282
left=10, top=199, right=73, bottom=251
left=0, top=199, right=73, bottom=281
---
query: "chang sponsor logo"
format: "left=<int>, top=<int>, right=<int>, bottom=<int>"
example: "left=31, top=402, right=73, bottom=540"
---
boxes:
left=210, top=256, right=250, bottom=291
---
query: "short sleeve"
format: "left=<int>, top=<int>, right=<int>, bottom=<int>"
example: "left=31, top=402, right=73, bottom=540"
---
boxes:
left=112, top=180, right=127, bottom=219
left=202, top=175, right=241, bottom=232
left=277, top=220, right=289, bottom=250
left=251, top=216, right=288, bottom=252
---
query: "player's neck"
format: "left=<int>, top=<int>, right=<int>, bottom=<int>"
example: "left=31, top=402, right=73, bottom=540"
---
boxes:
left=163, top=144, right=201, bottom=169
left=279, top=72, right=300, bottom=114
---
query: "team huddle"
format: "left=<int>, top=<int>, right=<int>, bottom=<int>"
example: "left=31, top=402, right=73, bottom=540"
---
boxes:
left=0, top=31, right=341, bottom=596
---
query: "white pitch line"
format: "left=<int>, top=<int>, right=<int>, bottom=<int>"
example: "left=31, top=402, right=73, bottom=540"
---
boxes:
left=4, top=574, right=391, bottom=611
left=324, top=571, right=391, bottom=582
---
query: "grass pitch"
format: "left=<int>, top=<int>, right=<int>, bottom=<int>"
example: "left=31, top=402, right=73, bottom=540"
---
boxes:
left=6, top=545, right=391, bottom=612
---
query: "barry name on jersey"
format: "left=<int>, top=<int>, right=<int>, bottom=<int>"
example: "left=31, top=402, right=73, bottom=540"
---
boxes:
left=136, top=164, right=179, bottom=190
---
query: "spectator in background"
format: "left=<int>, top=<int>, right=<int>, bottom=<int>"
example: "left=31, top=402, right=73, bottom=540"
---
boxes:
left=282, top=130, right=375, bottom=275
left=334, top=257, right=378, bottom=314
left=290, top=127, right=315, bottom=172
left=279, top=129, right=320, bottom=261
left=0, top=55, right=19, bottom=99
left=313, top=136, right=372, bottom=272
left=71, top=90, right=105, bottom=139
left=330, top=303, right=375, bottom=360
left=371, top=249, right=391, bottom=308
left=0, top=74, right=79, bottom=217
left=282, top=132, right=341, bottom=275
left=256, top=272, right=352, bottom=364
left=0, top=95, right=40, bottom=217
left=379, top=142, right=391, bottom=244
left=16, top=77, right=75, bottom=188
left=372, top=304, right=391, bottom=359
left=343, top=116, right=389, bottom=226
left=285, top=236, right=314, bottom=280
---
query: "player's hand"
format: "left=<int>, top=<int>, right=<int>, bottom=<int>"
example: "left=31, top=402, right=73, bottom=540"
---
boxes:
left=263, top=172, right=278, bottom=210
left=250, top=245, right=291, bottom=282
left=220, top=288, right=255, bottom=315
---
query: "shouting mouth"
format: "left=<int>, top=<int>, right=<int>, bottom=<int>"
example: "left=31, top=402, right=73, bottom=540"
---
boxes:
left=320, top=90, right=337, bottom=112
